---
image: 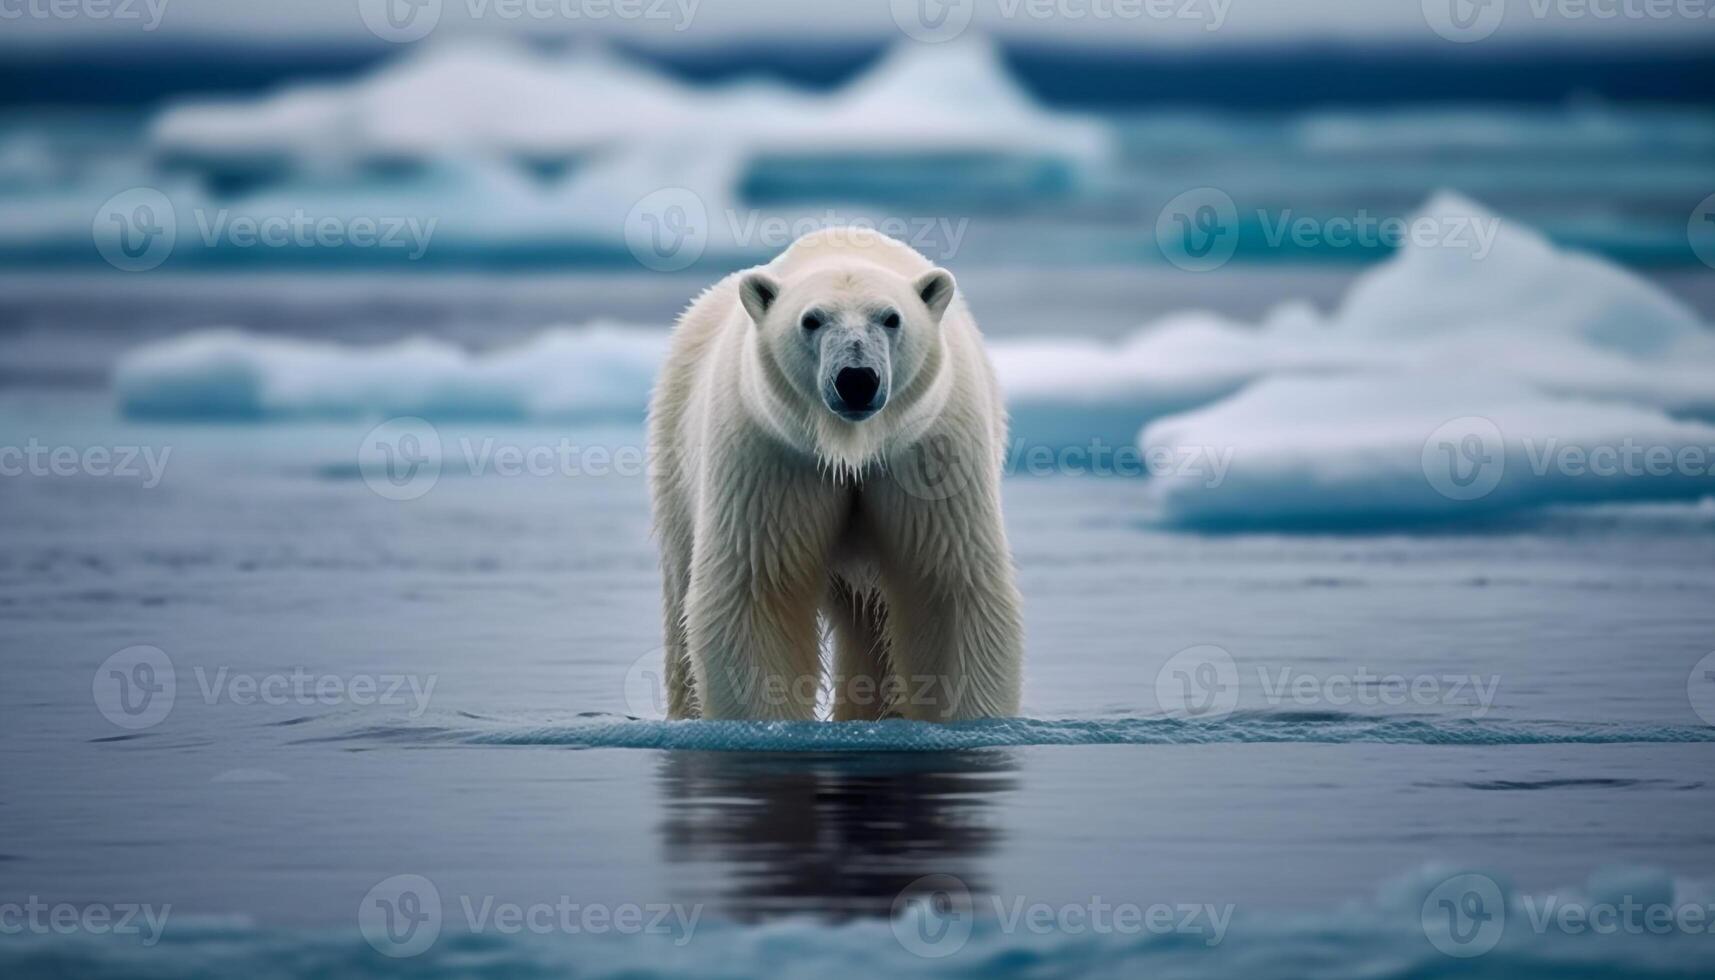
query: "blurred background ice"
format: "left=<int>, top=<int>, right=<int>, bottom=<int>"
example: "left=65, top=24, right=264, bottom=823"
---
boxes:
left=4, top=7, right=1715, bottom=977
left=4, top=0, right=1711, bottom=522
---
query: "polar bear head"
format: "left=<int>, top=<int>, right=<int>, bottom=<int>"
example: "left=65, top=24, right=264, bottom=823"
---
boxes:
left=738, top=261, right=953, bottom=424
left=735, top=233, right=955, bottom=457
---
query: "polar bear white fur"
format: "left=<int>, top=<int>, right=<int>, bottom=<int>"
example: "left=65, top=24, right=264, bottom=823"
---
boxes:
left=648, top=228, right=1023, bottom=722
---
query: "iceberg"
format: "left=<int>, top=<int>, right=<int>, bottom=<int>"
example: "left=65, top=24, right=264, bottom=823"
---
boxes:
left=776, top=41, right=1107, bottom=161
left=151, top=44, right=716, bottom=170
left=111, top=194, right=1715, bottom=526
left=150, top=39, right=1108, bottom=174
left=1333, top=193, right=1709, bottom=359
left=991, top=304, right=1375, bottom=450
left=1141, top=373, right=1715, bottom=528
left=64, top=39, right=1108, bottom=264
left=115, top=326, right=666, bottom=422
left=997, top=193, right=1715, bottom=443
left=1134, top=193, right=1715, bottom=525
left=115, top=313, right=1275, bottom=433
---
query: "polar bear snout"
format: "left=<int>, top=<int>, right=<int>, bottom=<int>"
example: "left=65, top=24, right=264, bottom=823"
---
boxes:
left=833, top=367, right=882, bottom=416
left=818, top=328, right=891, bottom=421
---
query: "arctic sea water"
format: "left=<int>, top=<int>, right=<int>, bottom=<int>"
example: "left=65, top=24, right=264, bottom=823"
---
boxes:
left=8, top=177, right=1715, bottom=980
left=3, top=363, right=1715, bottom=977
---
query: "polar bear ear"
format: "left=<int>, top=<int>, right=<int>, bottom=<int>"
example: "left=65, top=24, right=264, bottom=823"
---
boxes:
left=738, top=272, right=780, bottom=325
left=914, top=269, right=956, bottom=324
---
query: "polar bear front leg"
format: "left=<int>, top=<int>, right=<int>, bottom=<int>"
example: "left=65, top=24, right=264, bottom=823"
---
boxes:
left=866, top=476, right=1024, bottom=722
left=825, top=580, right=893, bottom=721
left=684, top=456, right=849, bottom=720
left=658, top=550, right=698, bottom=720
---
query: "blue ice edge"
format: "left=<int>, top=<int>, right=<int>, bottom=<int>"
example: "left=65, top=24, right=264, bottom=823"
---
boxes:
left=317, top=714, right=1715, bottom=752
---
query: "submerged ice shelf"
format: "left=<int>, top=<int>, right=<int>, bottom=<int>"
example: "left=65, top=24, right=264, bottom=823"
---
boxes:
left=303, top=713, right=1715, bottom=752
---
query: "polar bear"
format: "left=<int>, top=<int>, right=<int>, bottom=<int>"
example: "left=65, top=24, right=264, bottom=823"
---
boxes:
left=648, top=228, right=1023, bottom=722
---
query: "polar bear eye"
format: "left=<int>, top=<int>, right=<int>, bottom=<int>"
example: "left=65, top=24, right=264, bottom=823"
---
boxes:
left=800, top=312, right=823, bottom=331
left=881, top=311, right=901, bottom=330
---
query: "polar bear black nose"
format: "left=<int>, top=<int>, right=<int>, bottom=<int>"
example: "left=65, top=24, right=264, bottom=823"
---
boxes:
left=834, top=367, right=881, bottom=411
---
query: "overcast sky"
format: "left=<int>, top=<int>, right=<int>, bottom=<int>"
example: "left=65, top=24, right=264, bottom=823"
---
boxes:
left=5, top=0, right=1714, bottom=48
